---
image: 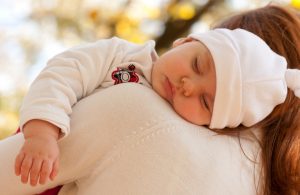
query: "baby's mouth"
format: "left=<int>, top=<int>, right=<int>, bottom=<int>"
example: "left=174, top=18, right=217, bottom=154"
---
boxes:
left=164, top=77, right=174, bottom=104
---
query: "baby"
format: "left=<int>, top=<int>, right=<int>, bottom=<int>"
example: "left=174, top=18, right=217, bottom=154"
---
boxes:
left=15, top=28, right=300, bottom=186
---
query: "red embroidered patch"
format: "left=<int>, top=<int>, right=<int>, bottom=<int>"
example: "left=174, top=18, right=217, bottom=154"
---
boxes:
left=111, top=64, right=139, bottom=85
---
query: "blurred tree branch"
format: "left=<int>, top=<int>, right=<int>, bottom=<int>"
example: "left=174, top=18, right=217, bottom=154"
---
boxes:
left=155, top=0, right=224, bottom=51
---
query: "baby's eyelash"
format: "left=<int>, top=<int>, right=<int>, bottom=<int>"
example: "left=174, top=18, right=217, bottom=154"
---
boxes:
left=193, top=58, right=199, bottom=73
left=202, top=96, right=209, bottom=111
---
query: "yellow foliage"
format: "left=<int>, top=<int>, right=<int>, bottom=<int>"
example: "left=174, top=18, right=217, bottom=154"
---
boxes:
left=0, top=111, right=19, bottom=140
left=127, top=32, right=148, bottom=44
left=88, top=9, right=99, bottom=22
left=170, top=2, right=196, bottom=20
left=116, top=18, right=134, bottom=36
left=115, top=17, right=148, bottom=43
left=291, top=0, right=300, bottom=9
left=144, top=7, right=161, bottom=19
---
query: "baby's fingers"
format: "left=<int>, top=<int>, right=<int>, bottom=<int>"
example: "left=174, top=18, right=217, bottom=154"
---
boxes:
left=50, top=159, right=59, bottom=180
left=14, top=152, right=25, bottom=176
left=29, top=159, right=43, bottom=186
left=20, top=157, right=33, bottom=184
left=39, top=160, right=52, bottom=185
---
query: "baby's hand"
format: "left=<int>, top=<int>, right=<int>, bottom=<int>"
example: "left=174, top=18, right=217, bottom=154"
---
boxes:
left=15, top=120, right=60, bottom=186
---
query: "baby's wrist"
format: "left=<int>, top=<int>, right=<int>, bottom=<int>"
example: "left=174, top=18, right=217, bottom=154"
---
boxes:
left=23, top=119, right=60, bottom=140
left=24, top=130, right=59, bottom=141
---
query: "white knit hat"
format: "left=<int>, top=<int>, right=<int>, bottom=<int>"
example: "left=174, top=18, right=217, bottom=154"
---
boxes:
left=188, top=28, right=300, bottom=129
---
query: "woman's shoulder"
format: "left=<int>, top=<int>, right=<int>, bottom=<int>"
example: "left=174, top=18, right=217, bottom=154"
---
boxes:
left=59, top=84, right=260, bottom=194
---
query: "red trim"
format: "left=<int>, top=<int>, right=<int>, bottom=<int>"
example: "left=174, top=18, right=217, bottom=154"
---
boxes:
left=38, top=186, right=62, bottom=195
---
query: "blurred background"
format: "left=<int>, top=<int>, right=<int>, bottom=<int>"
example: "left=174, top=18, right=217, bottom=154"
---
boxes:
left=0, top=0, right=299, bottom=139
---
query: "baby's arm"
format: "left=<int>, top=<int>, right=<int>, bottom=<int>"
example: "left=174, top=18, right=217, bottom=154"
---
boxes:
left=15, top=120, right=60, bottom=186
left=16, top=37, right=125, bottom=186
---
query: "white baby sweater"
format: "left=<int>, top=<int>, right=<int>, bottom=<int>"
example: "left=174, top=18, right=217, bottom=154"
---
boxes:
left=19, top=37, right=158, bottom=137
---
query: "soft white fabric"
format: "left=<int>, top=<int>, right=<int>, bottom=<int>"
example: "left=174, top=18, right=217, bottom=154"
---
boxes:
left=19, top=37, right=157, bottom=137
left=285, top=69, right=300, bottom=98
left=189, top=29, right=288, bottom=129
left=0, top=84, right=261, bottom=195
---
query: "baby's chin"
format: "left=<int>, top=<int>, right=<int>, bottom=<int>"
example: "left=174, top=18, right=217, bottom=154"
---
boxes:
left=152, top=84, right=168, bottom=101
left=172, top=110, right=205, bottom=126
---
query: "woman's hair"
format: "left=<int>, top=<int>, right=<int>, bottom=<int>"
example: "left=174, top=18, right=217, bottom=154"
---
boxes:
left=214, top=5, right=300, bottom=195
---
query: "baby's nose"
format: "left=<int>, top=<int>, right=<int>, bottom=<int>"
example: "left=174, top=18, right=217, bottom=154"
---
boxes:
left=181, top=77, right=195, bottom=97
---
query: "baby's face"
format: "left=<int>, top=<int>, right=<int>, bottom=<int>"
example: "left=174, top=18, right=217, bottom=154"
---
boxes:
left=151, top=38, right=216, bottom=126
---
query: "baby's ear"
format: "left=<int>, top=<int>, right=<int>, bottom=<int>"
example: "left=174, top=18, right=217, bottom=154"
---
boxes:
left=172, top=37, right=194, bottom=48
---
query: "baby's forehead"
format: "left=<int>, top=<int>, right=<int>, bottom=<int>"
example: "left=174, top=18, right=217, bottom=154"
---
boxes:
left=191, top=39, right=216, bottom=66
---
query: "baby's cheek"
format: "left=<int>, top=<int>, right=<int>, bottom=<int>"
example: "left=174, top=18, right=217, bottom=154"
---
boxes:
left=173, top=100, right=206, bottom=125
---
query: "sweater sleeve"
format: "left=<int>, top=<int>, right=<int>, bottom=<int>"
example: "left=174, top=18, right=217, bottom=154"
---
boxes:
left=19, top=37, right=125, bottom=138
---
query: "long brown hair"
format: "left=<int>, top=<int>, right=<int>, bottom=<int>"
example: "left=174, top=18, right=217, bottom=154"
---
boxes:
left=214, top=5, right=300, bottom=195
